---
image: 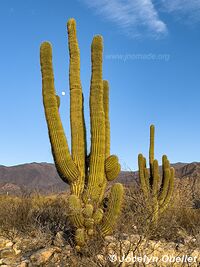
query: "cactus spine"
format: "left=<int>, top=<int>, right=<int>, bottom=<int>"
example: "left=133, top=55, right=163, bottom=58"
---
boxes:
left=138, top=125, right=175, bottom=224
left=40, top=19, right=124, bottom=248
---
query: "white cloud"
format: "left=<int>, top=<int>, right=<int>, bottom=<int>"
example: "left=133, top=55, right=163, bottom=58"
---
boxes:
left=82, top=0, right=167, bottom=38
left=81, top=0, right=200, bottom=38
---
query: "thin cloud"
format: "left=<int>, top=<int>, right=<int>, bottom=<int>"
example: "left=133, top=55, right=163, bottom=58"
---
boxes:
left=81, top=0, right=167, bottom=38
left=161, top=0, right=200, bottom=12
left=160, top=0, right=200, bottom=23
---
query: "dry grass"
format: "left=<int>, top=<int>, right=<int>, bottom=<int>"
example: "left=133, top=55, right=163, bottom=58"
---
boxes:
left=118, top=178, right=200, bottom=246
left=0, top=193, right=73, bottom=242
left=0, top=178, right=200, bottom=265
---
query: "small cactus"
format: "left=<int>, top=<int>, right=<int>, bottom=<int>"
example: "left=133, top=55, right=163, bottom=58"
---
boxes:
left=138, top=125, right=175, bottom=224
left=40, top=18, right=124, bottom=247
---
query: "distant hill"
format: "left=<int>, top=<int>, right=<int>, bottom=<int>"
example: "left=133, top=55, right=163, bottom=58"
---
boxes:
left=0, top=162, right=200, bottom=194
left=0, top=163, right=68, bottom=194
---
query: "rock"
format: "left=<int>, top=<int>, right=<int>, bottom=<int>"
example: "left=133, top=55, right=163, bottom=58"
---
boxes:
left=13, top=243, right=22, bottom=255
left=30, top=247, right=61, bottom=266
left=1, top=257, right=21, bottom=266
left=120, top=233, right=129, bottom=240
left=0, top=237, right=11, bottom=249
left=184, top=235, right=196, bottom=244
left=13, top=236, right=51, bottom=253
left=17, top=261, right=29, bottom=267
left=104, top=234, right=200, bottom=267
left=63, top=245, right=72, bottom=257
left=105, top=235, right=116, bottom=243
left=5, top=241, right=13, bottom=247
left=0, top=233, right=199, bottom=267
left=52, top=252, right=62, bottom=264
left=96, top=254, right=106, bottom=265
left=53, top=231, right=66, bottom=247
left=122, top=240, right=131, bottom=249
left=0, top=248, right=16, bottom=258
left=129, top=234, right=141, bottom=244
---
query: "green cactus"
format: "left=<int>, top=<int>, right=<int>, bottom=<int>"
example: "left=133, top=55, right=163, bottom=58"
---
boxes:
left=40, top=18, right=124, bottom=248
left=138, top=125, right=175, bottom=224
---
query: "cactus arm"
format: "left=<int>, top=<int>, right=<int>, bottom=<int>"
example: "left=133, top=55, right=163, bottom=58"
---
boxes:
left=93, top=208, right=104, bottom=224
left=159, top=155, right=172, bottom=205
left=40, top=42, right=79, bottom=184
left=100, top=183, right=124, bottom=236
left=162, top=155, right=170, bottom=171
left=152, top=159, right=159, bottom=197
left=103, top=80, right=110, bottom=159
left=68, top=195, right=84, bottom=228
left=105, top=163, right=121, bottom=181
left=159, top=167, right=175, bottom=214
left=67, top=19, right=86, bottom=196
left=152, top=159, right=159, bottom=224
left=105, top=155, right=118, bottom=171
left=103, top=82, right=121, bottom=181
left=83, top=204, right=94, bottom=218
left=86, top=36, right=105, bottom=203
left=82, top=93, right=88, bottom=164
left=75, top=228, right=85, bottom=248
left=56, top=95, right=60, bottom=108
left=158, top=156, right=170, bottom=205
left=160, top=155, right=169, bottom=189
left=149, top=124, right=155, bottom=186
left=105, top=155, right=120, bottom=181
left=143, top=156, right=150, bottom=192
left=158, top=168, right=170, bottom=206
left=149, top=125, right=155, bottom=165
left=144, top=168, right=150, bottom=190
left=138, top=154, right=149, bottom=198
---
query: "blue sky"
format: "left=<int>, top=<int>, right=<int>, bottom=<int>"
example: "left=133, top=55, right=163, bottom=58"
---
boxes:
left=0, top=0, right=200, bottom=170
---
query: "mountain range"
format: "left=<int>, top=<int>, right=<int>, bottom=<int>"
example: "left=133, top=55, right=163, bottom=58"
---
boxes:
left=0, top=162, right=200, bottom=194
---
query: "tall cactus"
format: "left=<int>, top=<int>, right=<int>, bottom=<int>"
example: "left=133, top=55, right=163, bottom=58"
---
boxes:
left=40, top=18, right=124, bottom=249
left=138, top=125, right=175, bottom=224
